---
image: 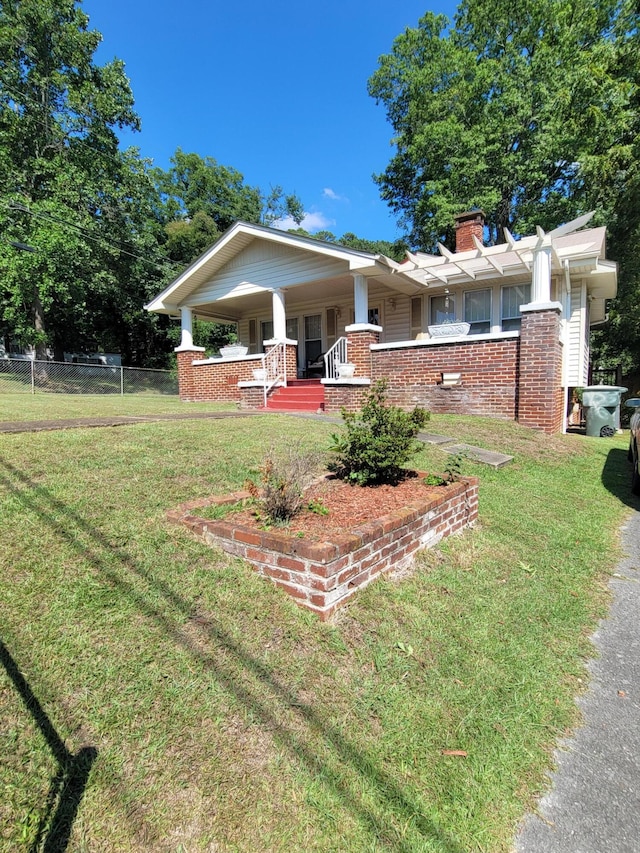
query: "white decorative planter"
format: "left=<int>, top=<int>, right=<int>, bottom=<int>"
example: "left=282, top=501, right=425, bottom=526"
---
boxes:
left=252, top=368, right=267, bottom=381
left=337, top=363, right=356, bottom=379
left=219, top=345, right=248, bottom=358
left=427, top=322, right=470, bottom=338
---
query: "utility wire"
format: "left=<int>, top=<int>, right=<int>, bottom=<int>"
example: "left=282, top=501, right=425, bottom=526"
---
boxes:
left=3, top=201, right=182, bottom=274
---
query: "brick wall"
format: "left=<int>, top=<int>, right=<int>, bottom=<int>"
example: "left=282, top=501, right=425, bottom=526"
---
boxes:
left=324, top=384, right=370, bottom=413
left=517, top=308, right=564, bottom=433
left=177, top=353, right=258, bottom=402
left=346, top=328, right=380, bottom=378
left=168, top=476, right=479, bottom=621
left=370, top=338, right=519, bottom=419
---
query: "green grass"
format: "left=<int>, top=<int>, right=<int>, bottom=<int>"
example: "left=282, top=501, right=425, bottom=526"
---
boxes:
left=0, top=391, right=236, bottom=422
left=0, top=402, right=635, bottom=851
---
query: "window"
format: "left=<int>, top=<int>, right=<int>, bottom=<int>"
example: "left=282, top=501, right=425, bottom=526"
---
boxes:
left=286, top=317, right=298, bottom=341
left=261, top=320, right=273, bottom=347
left=304, top=314, right=322, bottom=363
left=368, top=306, right=381, bottom=326
left=464, top=289, right=491, bottom=335
left=501, top=284, right=531, bottom=331
left=248, top=319, right=258, bottom=353
left=430, top=294, right=456, bottom=326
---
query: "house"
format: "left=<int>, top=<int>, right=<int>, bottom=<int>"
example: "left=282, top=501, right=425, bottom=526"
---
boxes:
left=145, top=211, right=617, bottom=433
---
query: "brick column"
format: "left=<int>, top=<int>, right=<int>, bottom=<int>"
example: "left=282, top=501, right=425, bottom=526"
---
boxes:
left=175, top=346, right=205, bottom=401
left=345, top=325, right=380, bottom=379
left=285, top=343, right=298, bottom=379
left=517, top=304, right=564, bottom=433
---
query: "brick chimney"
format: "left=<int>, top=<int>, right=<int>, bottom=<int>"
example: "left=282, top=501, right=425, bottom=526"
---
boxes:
left=454, top=210, right=485, bottom=252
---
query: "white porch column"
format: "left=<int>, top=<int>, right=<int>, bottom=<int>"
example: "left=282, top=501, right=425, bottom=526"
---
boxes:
left=179, top=306, right=194, bottom=348
left=272, top=288, right=287, bottom=340
left=532, top=244, right=552, bottom=304
left=353, top=274, right=368, bottom=324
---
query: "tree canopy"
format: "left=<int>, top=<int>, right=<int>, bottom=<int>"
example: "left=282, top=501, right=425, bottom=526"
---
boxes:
left=368, top=0, right=635, bottom=250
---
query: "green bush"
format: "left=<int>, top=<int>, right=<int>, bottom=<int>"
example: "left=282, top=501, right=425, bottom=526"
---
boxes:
left=328, top=380, right=429, bottom=485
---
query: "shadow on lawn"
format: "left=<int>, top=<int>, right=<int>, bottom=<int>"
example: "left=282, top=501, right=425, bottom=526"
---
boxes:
left=0, top=453, right=464, bottom=853
left=601, top=446, right=640, bottom=510
left=0, top=639, right=97, bottom=853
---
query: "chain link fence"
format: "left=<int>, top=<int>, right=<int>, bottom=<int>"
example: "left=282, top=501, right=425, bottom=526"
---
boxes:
left=0, top=358, right=178, bottom=395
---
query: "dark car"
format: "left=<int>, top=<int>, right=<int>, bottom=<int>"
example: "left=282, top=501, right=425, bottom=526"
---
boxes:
left=627, top=399, right=640, bottom=494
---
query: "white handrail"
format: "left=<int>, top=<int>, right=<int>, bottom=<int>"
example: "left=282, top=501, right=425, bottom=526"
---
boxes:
left=323, top=337, right=348, bottom=380
left=262, top=341, right=287, bottom=407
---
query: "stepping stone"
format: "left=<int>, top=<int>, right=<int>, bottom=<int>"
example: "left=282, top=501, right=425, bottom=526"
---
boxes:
left=443, top=443, right=513, bottom=468
left=418, top=432, right=457, bottom=445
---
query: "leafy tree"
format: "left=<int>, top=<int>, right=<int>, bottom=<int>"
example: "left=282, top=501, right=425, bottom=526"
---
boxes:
left=154, top=149, right=304, bottom=265
left=286, top=227, right=408, bottom=262
left=0, top=0, right=164, bottom=361
left=368, top=0, right=633, bottom=250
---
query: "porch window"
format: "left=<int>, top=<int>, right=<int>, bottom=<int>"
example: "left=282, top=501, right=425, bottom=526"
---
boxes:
left=368, top=306, right=381, bottom=326
left=501, top=284, right=531, bottom=331
left=286, top=317, right=298, bottom=341
left=248, top=319, right=258, bottom=354
left=261, top=320, right=273, bottom=347
left=430, top=294, right=456, bottom=325
left=464, top=289, right=491, bottom=335
left=304, top=314, right=322, bottom=364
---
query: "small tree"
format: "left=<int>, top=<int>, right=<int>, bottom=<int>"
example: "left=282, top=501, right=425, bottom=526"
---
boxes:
left=329, top=380, right=429, bottom=486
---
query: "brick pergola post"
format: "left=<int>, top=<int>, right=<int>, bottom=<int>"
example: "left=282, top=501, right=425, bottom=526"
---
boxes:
left=517, top=304, right=564, bottom=433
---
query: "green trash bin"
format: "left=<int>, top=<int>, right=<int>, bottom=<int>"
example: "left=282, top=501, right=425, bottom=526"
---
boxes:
left=582, top=385, right=627, bottom=437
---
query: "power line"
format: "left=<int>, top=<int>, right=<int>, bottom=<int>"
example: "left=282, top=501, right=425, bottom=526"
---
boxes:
left=3, top=202, right=182, bottom=274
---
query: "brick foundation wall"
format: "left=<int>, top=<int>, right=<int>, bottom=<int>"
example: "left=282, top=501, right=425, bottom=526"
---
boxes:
left=324, top=384, right=370, bottom=413
left=168, top=476, right=479, bottom=621
left=517, top=308, right=564, bottom=433
left=371, top=338, right=519, bottom=419
left=239, top=385, right=266, bottom=409
left=186, top=357, right=259, bottom=402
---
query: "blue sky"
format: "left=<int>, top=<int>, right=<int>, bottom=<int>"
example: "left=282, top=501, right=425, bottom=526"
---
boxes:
left=87, top=0, right=457, bottom=242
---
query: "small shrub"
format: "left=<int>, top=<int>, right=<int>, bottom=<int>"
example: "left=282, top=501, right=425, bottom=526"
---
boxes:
left=246, top=444, right=323, bottom=524
left=443, top=452, right=465, bottom=482
left=328, top=379, right=430, bottom=485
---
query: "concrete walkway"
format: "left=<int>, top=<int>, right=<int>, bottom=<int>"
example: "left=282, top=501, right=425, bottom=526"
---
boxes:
left=0, top=411, right=260, bottom=434
left=515, top=510, right=640, bottom=853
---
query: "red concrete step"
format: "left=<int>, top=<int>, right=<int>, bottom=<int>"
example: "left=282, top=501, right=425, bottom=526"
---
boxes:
left=266, top=380, right=325, bottom=412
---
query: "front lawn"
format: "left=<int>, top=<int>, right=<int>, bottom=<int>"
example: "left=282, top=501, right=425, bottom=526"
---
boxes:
left=0, top=407, right=634, bottom=851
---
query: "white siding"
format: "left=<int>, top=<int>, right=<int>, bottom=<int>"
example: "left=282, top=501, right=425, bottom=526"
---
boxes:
left=566, top=281, right=588, bottom=386
left=189, top=243, right=347, bottom=305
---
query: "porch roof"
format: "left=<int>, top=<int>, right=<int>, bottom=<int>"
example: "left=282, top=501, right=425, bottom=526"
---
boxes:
left=145, top=221, right=418, bottom=319
left=145, top=214, right=617, bottom=323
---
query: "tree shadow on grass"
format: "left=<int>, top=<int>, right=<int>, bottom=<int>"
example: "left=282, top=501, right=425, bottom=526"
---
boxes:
left=0, top=639, right=97, bottom=853
left=0, top=454, right=464, bottom=853
left=601, top=446, right=640, bottom=510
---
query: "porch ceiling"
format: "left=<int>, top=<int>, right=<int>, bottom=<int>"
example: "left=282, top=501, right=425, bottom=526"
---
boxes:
left=187, top=272, right=421, bottom=322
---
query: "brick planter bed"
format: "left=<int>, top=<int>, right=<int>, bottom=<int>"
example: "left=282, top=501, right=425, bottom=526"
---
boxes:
left=168, top=475, right=479, bottom=621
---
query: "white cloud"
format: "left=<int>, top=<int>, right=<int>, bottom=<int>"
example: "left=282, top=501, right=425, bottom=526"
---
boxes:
left=272, top=211, right=335, bottom=233
left=323, top=187, right=348, bottom=203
